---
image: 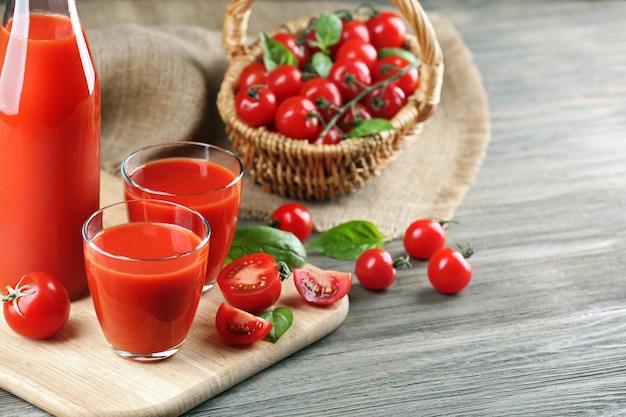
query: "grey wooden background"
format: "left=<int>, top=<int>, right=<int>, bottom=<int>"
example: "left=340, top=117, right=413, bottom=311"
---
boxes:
left=2, top=0, right=626, bottom=415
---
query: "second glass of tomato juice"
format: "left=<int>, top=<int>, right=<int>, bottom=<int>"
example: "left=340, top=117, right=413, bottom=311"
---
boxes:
left=82, top=200, right=210, bottom=361
left=121, top=141, right=244, bottom=292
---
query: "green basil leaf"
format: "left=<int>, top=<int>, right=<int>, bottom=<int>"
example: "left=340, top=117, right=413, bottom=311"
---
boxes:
left=260, top=307, right=293, bottom=343
left=305, top=220, right=384, bottom=260
left=345, top=118, right=396, bottom=139
left=377, top=47, right=421, bottom=66
left=311, top=51, right=333, bottom=78
left=227, top=225, right=307, bottom=268
left=314, top=11, right=342, bottom=52
left=260, top=32, right=298, bottom=72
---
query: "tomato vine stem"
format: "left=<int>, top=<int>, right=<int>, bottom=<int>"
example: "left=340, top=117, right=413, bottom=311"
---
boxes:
left=319, top=61, right=418, bottom=139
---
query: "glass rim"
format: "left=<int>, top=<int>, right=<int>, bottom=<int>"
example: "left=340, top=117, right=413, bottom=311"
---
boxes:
left=120, top=141, right=244, bottom=198
left=82, top=199, right=211, bottom=263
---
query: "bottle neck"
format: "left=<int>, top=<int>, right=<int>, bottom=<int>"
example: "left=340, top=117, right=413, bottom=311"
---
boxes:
left=3, top=0, right=79, bottom=24
left=3, top=0, right=82, bottom=39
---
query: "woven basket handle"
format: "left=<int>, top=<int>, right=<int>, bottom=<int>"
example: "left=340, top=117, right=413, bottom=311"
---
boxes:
left=222, top=0, right=443, bottom=122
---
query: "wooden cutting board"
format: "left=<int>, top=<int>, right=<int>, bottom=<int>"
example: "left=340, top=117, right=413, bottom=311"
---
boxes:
left=0, top=171, right=349, bottom=416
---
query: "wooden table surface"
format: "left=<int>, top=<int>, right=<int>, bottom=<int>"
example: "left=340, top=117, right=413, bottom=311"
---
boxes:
left=2, top=0, right=626, bottom=415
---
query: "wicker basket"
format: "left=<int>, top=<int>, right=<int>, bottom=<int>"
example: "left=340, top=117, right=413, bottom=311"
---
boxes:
left=217, top=0, right=444, bottom=200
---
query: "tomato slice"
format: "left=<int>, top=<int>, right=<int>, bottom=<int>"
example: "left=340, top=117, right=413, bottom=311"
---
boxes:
left=217, top=253, right=283, bottom=313
left=293, top=267, right=352, bottom=306
left=214, top=303, right=273, bottom=345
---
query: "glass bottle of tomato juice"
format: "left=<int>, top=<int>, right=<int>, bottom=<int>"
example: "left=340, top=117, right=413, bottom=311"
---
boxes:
left=0, top=0, right=100, bottom=299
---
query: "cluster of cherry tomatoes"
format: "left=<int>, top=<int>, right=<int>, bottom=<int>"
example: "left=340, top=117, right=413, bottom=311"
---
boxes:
left=357, top=219, right=474, bottom=294
left=214, top=202, right=350, bottom=345
left=215, top=254, right=351, bottom=345
left=234, top=7, right=419, bottom=144
left=264, top=202, right=474, bottom=295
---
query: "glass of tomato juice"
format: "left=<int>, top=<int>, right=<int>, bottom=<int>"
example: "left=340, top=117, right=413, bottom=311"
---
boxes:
left=121, top=141, right=243, bottom=292
left=82, top=199, right=210, bottom=361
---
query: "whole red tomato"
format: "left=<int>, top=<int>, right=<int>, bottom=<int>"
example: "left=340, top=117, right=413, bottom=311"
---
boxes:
left=335, top=40, right=378, bottom=72
left=272, top=32, right=307, bottom=67
left=2, top=272, right=70, bottom=339
left=237, top=61, right=268, bottom=91
left=267, top=64, right=303, bottom=103
left=303, top=27, right=321, bottom=56
left=270, top=202, right=314, bottom=241
left=311, top=126, right=343, bottom=145
left=366, top=11, right=407, bottom=49
left=235, top=85, right=277, bottom=127
left=300, top=77, right=343, bottom=122
left=337, top=103, right=372, bottom=133
left=403, top=218, right=447, bottom=260
left=333, top=20, right=370, bottom=52
left=363, top=84, right=407, bottom=120
left=274, top=96, right=320, bottom=140
left=373, top=55, right=419, bottom=97
left=328, top=59, right=372, bottom=101
left=355, top=248, right=410, bottom=291
left=427, top=244, right=474, bottom=295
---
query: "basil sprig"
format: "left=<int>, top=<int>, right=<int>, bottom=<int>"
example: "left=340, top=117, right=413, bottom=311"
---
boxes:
left=227, top=225, right=307, bottom=268
left=305, top=220, right=386, bottom=260
left=346, top=119, right=395, bottom=138
left=260, top=307, right=294, bottom=343
left=259, top=32, right=298, bottom=72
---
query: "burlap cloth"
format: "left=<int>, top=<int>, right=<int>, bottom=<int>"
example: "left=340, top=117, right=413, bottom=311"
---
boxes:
left=79, top=0, right=490, bottom=239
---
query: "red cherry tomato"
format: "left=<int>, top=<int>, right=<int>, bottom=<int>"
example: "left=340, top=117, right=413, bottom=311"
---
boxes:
left=363, top=84, right=407, bottom=120
left=2, top=272, right=70, bottom=339
left=331, top=19, right=370, bottom=54
left=338, top=103, right=372, bottom=133
left=303, top=28, right=321, bottom=56
left=427, top=245, right=473, bottom=295
left=328, top=59, right=372, bottom=101
left=237, top=61, right=268, bottom=91
left=311, top=126, right=343, bottom=145
left=403, top=219, right=447, bottom=260
left=270, top=203, right=314, bottom=241
left=366, top=11, right=407, bottom=49
left=274, top=96, right=320, bottom=140
left=300, top=77, right=343, bottom=122
left=293, top=267, right=352, bottom=305
left=335, top=40, right=378, bottom=72
left=355, top=248, right=407, bottom=291
left=235, top=85, right=277, bottom=127
left=267, top=64, right=303, bottom=103
left=217, top=253, right=285, bottom=313
left=373, top=55, right=419, bottom=97
left=214, top=302, right=273, bottom=345
left=272, top=32, right=307, bottom=67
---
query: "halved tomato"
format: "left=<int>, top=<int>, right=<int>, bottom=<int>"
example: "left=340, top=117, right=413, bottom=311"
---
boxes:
left=214, top=303, right=273, bottom=345
left=293, top=267, right=352, bottom=306
left=217, top=253, right=285, bottom=313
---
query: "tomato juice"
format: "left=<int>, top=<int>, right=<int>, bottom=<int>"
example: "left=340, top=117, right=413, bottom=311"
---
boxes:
left=123, top=155, right=242, bottom=288
left=84, top=221, right=208, bottom=356
left=0, top=13, right=100, bottom=299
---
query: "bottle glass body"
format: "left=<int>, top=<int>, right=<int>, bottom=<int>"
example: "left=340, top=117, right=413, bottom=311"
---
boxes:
left=0, top=0, right=100, bottom=299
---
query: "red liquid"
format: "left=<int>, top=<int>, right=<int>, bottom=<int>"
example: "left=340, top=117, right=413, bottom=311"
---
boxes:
left=0, top=14, right=100, bottom=298
left=124, top=158, right=242, bottom=285
left=84, top=222, right=207, bottom=354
